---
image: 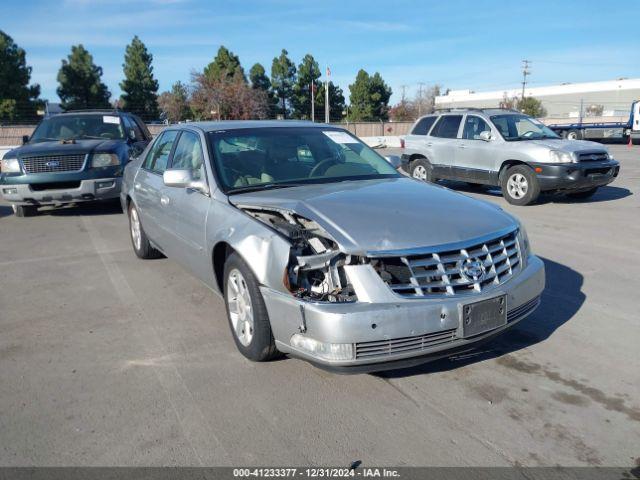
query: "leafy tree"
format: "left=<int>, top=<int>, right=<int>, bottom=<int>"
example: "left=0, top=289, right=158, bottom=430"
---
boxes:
left=0, top=30, right=40, bottom=123
left=249, top=62, right=276, bottom=117
left=517, top=96, right=547, bottom=118
left=348, top=69, right=392, bottom=121
left=120, top=36, right=159, bottom=121
left=57, top=45, right=111, bottom=110
left=204, top=46, right=244, bottom=82
left=292, top=54, right=321, bottom=120
left=315, top=82, right=345, bottom=122
left=158, top=81, right=191, bottom=123
left=270, top=49, right=296, bottom=118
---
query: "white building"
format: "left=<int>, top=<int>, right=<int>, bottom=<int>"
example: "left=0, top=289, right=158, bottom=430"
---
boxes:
left=435, top=78, right=640, bottom=119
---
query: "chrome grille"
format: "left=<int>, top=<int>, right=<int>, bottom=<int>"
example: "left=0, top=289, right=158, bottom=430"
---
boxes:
left=20, top=154, right=86, bottom=174
left=355, top=329, right=456, bottom=359
left=507, top=296, right=541, bottom=322
left=577, top=151, right=608, bottom=162
left=372, top=229, right=521, bottom=298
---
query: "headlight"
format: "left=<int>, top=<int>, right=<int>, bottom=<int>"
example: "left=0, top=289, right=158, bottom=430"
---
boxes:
left=606, top=152, right=614, bottom=161
left=548, top=150, right=575, bottom=164
left=290, top=334, right=354, bottom=361
left=0, top=158, right=21, bottom=173
left=517, top=224, right=531, bottom=268
left=91, top=153, right=119, bottom=168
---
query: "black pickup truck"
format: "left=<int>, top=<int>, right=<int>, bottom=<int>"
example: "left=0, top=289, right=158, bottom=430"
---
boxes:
left=0, top=110, right=152, bottom=216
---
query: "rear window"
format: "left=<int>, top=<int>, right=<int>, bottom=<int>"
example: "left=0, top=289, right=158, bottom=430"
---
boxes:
left=430, top=115, right=462, bottom=139
left=411, top=116, right=437, bottom=135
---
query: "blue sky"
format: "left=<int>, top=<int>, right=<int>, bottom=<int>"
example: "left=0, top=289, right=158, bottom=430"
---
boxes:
left=3, top=0, right=639, bottom=104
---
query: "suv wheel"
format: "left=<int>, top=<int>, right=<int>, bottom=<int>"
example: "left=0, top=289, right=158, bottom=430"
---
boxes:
left=128, top=203, right=163, bottom=259
left=501, top=165, right=540, bottom=206
left=223, top=252, right=279, bottom=362
left=411, top=158, right=435, bottom=182
left=12, top=205, right=37, bottom=217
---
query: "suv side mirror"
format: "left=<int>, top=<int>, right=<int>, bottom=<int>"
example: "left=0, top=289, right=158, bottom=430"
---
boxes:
left=22, top=135, right=29, bottom=145
left=479, top=131, right=492, bottom=142
left=163, top=169, right=209, bottom=195
left=127, top=129, right=137, bottom=141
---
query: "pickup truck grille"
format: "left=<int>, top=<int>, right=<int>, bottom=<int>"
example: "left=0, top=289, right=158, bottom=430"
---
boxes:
left=577, top=151, right=608, bottom=162
left=20, top=154, right=86, bottom=174
left=372, top=229, right=521, bottom=298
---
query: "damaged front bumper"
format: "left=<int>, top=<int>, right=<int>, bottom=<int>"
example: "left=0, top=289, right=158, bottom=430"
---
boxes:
left=261, top=255, right=545, bottom=373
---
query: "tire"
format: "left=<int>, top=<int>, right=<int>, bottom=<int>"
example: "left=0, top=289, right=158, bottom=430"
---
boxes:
left=566, top=129, right=582, bottom=140
left=12, top=204, right=37, bottom=217
left=223, top=252, right=279, bottom=362
left=410, top=158, right=436, bottom=183
left=500, top=165, right=541, bottom=206
left=128, top=203, right=163, bottom=259
left=566, top=187, right=598, bottom=200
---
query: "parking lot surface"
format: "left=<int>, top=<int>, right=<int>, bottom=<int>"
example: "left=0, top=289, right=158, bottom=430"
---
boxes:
left=0, top=145, right=638, bottom=467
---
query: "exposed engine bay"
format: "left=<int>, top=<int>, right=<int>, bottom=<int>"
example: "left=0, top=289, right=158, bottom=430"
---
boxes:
left=239, top=206, right=361, bottom=303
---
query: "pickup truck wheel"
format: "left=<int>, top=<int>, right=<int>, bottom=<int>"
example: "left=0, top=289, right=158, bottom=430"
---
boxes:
left=566, top=129, right=582, bottom=140
left=411, top=159, right=435, bottom=182
left=128, top=203, right=162, bottom=259
left=566, top=187, right=598, bottom=200
left=12, top=205, right=37, bottom=217
left=224, top=252, right=279, bottom=362
left=501, top=165, right=540, bottom=206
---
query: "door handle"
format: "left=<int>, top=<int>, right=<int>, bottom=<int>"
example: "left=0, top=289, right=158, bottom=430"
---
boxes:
left=160, top=195, right=170, bottom=206
left=134, top=182, right=142, bottom=190
left=426, top=142, right=433, bottom=147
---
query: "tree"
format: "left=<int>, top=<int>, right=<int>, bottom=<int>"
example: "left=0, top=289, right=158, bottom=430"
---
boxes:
left=0, top=30, right=40, bottom=123
left=585, top=104, right=604, bottom=117
left=190, top=70, right=268, bottom=120
left=315, top=82, right=345, bottom=122
left=348, top=69, right=392, bottom=121
left=291, top=54, right=321, bottom=120
left=158, top=81, right=191, bottom=123
left=120, top=36, right=159, bottom=121
left=270, top=49, right=296, bottom=118
left=57, top=45, right=110, bottom=110
left=389, top=87, right=416, bottom=121
left=517, top=96, right=547, bottom=118
left=249, top=62, right=276, bottom=117
left=204, top=46, right=244, bottom=82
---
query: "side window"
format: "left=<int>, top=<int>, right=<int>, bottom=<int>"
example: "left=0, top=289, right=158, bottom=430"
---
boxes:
left=462, top=116, right=491, bottom=140
left=143, top=130, right=178, bottom=174
left=170, top=131, right=205, bottom=180
left=132, top=116, right=152, bottom=141
left=411, top=116, right=437, bottom=135
left=430, top=115, right=463, bottom=139
left=124, top=116, right=144, bottom=142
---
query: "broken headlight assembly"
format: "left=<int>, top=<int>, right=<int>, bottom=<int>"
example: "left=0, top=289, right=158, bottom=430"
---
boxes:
left=239, top=206, right=360, bottom=303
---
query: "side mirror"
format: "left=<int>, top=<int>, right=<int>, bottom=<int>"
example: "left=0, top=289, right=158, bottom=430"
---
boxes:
left=479, top=131, right=492, bottom=142
left=128, top=129, right=136, bottom=141
left=384, top=155, right=402, bottom=169
left=163, top=169, right=209, bottom=194
left=22, top=135, right=29, bottom=145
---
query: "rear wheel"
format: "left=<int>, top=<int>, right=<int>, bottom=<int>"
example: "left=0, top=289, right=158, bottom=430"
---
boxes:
left=12, top=205, right=37, bottom=217
left=566, top=187, right=598, bottom=200
left=501, top=165, right=540, bottom=206
left=566, top=129, right=582, bottom=140
left=223, top=252, right=279, bottom=362
left=128, top=203, right=162, bottom=259
left=410, top=158, right=435, bottom=183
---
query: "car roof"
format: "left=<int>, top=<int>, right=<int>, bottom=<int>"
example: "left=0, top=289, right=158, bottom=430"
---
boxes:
left=49, top=110, right=135, bottom=117
left=172, top=120, right=334, bottom=133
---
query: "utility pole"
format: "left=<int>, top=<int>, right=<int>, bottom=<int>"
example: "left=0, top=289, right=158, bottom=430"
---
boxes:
left=325, top=66, right=330, bottom=123
left=417, top=82, right=425, bottom=117
left=521, top=60, right=531, bottom=101
left=311, top=80, right=315, bottom=122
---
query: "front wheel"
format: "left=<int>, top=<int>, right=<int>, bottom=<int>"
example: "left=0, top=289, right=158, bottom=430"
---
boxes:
left=128, top=203, right=163, bottom=259
left=410, top=158, right=435, bottom=183
left=12, top=204, right=38, bottom=217
left=223, top=252, right=279, bottom=362
left=566, top=188, right=598, bottom=200
left=501, top=165, right=540, bottom=206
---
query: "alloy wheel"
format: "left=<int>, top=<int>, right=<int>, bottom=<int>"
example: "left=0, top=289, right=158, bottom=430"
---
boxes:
left=507, top=173, right=529, bottom=199
left=412, top=165, right=428, bottom=181
left=226, top=268, right=254, bottom=347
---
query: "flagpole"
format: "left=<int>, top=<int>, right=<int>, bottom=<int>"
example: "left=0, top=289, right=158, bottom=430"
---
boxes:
left=325, top=67, right=330, bottom=123
left=311, top=81, right=315, bottom=122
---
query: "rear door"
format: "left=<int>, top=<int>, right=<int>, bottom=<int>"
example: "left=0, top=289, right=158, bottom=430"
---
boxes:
left=164, top=129, right=213, bottom=283
left=428, top=114, right=463, bottom=178
left=133, top=129, right=179, bottom=251
left=455, top=115, right=498, bottom=184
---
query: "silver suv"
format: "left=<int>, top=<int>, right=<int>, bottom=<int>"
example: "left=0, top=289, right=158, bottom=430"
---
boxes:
left=401, top=108, right=620, bottom=205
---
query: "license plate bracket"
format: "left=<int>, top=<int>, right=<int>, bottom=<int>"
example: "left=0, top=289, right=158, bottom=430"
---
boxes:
left=461, top=295, right=507, bottom=338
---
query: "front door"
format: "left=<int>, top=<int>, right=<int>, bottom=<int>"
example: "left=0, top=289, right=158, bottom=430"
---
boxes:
left=455, top=115, right=498, bottom=184
left=428, top=114, right=463, bottom=179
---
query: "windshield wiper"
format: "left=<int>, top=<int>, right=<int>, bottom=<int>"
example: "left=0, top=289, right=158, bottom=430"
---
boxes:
left=227, top=182, right=308, bottom=194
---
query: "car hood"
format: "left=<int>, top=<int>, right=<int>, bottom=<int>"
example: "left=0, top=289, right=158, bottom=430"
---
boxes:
left=522, top=138, right=607, bottom=153
left=229, top=177, right=518, bottom=255
left=14, top=139, right=123, bottom=158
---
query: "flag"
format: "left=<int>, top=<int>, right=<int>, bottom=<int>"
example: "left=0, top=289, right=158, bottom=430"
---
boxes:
left=326, top=67, right=331, bottom=77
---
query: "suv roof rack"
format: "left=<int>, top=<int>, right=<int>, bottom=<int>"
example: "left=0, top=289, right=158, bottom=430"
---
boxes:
left=433, top=107, right=520, bottom=113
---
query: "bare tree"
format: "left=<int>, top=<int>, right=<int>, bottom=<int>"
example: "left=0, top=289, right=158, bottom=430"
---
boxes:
left=585, top=104, right=604, bottom=117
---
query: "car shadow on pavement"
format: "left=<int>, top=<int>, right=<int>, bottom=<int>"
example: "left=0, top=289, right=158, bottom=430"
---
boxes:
left=376, top=257, right=585, bottom=379
left=440, top=181, right=632, bottom=204
left=38, top=200, right=124, bottom=217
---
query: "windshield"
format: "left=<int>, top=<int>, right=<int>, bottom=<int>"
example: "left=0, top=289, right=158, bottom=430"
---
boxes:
left=29, top=114, right=126, bottom=143
left=208, top=127, right=400, bottom=193
left=490, top=114, right=559, bottom=141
